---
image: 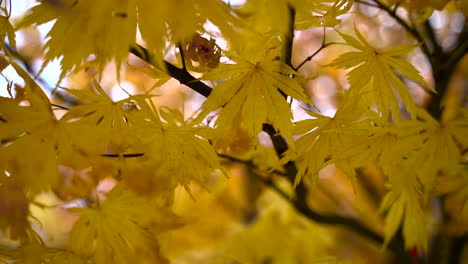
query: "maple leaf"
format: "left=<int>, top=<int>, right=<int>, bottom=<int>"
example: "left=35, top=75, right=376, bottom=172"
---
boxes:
left=68, top=184, right=181, bottom=264
left=328, top=26, right=431, bottom=120
left=18, top=0, right=137, bottom=79
left=18, top=0, right=239, bottom=77
left=374, top=108, right=466, bottom=253
left=294, top=0, right=354, bottom=29
left=0, top=171, right=31, bottom=242
left=1, top=233, right=87, bottom=264
left=61, top=82, right=153, bottom=156
left=0, top=64, right=62, bottom=194
left=388, top=108, right=467, bottom=199
left=380, top=190, right=429, bottom=252
left=0, top=11, right=16, bottom=51
left=380, top=170, right=429, bottom=253
left=223, top=192, right=349, bottom=264
left=202, top=44, right=309, bottom=148
left=143, top=107, right=223, bottom=193
left=283, top=92, right=378, bottom=188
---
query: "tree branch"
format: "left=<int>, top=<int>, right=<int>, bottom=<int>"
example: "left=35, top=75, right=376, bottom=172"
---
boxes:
left=283, top=4, right=296, bottom=68
left=130, top=44, right=212, bottom=97
left=371, top=0, right=433, bottom=65
left=427, top=26, right=468, bottom=119
left=219, top=152, right=400, bottom=254
left=423, top=19, right=443, bottom=57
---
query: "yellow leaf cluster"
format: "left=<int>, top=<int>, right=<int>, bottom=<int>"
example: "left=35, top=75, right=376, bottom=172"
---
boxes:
left=0, top=64, right=62, bottom=195
left=283, top=93, right=375, bottom=187
left=68, top=184, right=180, bottom=264
left=231, top=0, right=352, bottom=53
left=202, top=44, right=309, bottom=148
left=143, top=107, right=223, bottom=193
left=329, top=26, right=431, bottom=120
left=294, top=0, right=354, bottom=29
left=286, top=89, right=465, bottom=252
left=17, top=0, right=239, bottom=78
left=6, top=237, right=87, bottom=264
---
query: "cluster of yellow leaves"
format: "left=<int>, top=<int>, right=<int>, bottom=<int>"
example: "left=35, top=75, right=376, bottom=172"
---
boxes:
left=2, top=236, right=87, bottom=264
left=0, top=184, right=180, bottom=264
left=68, top=184, right=181, bottom=264
left=60, top=82, right=153, bottom=159
left=222, top=190, right=353, bottom=264
left=0, top=62, right=223, bottom=262
left=17, top=0, right=239, bottom=78
left=231, top=0, right=353, bottom=53
left=293, top=0, right=354, bottom=29
left=282, top=93, right=373, bottom=188
left=0, top=170, right=31, bottom=242
left=0, top=62, right=64, bottom=195
left=287, top=89, right=467, bottom=251
left=202, top=42, right=309, bottom=148
left=1, top=0, right=466, bottom=261
left=329, top=26, right=431, bottom=120
left=143, top=107, right=223, bottom=194
left=279, top=26, right=466, bottom=250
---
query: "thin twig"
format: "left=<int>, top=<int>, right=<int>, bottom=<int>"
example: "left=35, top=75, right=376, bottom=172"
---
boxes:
left=371, top=0, right=433, bottom=65
left=293, top=29, right=333, bottom=71
left=218, top=153, right=287, bottom=177
left=51, top=103, right=69, bottom=110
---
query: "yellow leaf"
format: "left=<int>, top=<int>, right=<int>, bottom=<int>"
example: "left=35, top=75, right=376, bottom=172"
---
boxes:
left=145, top=107, right=223, bottom=192
left=61, top=83, right=153, bottom=155
left=202, top=44, right=309, bottom=148
left=329, top=26, right=431, bottom=120
left=0, top=172, right=31, bottom=241
left=283, top=92, right=379, bottom=188
left=0, top=14, right=16, bottom=50
left=380, top=187, right=429, bottom=252
left=294, top=0, right=354, bottom=29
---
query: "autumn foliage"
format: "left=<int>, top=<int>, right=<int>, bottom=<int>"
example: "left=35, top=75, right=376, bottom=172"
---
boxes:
left=0, top=0, right=467, bottom=263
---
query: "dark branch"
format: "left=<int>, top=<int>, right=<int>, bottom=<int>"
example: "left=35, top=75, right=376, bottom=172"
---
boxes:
left=283, top=4, right=296, bottom=67
left=427, top=26, right=468, bottom=119
left=371, top=0, right=433, bottom=65
left=130, top=44, right=212, bottom=97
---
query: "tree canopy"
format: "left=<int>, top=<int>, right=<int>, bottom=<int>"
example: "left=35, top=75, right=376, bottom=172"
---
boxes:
left=0, top=0, right=467, bottom=263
